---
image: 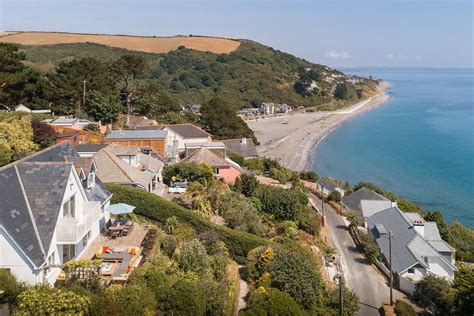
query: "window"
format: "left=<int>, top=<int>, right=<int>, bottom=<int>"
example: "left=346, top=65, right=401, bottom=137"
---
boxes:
left=62, top=245, right=75, bottom=263
left=63, top=195, right=75, bottom=218
left=86, top=173, right=95, bottom=189
left=407, top=267, right=415, bottom=274
left=424, top=257, right=429, bottom=264
left=47, top=251, right=55, bottom=266
left=215, top=167, right=220, bottom=176
left=82, top=230, right=91, bottom=247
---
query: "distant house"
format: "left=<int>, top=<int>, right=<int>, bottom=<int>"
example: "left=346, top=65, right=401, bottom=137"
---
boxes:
left=117, top=115, right=158, bottom=129
left=185, top=142, right=226, bottom=159
left=261, top=103, right=275, bottom=115
left=92, top=145, right=163, bottom=192
left=183, top=103, right=202, bottom=114
left=238, top=108, right=261, bottom=117
left=43, top=117, right=93, bottom=130
left=105, top=130, right=168, bottom=158
left=163, top=123, right=212, bottom=158
left=15, top=103, right=51, bottom=114
left=55, top=131, right=81, bottom=145
left=222, top=138, right=258, bottom=158
left=181, top=147, right=242, bottom=184
left=316, top=177, right=345, bottom=197
left=367, top=207, right=455, bottom=282
left=275, top=104, right=293, bottom=114
left=0, top=143, right=111, bottom=285
left=342, top=187, right=389, bottom=213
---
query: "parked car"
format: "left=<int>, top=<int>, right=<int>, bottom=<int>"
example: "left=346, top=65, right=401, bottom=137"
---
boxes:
left=168, top=182, right=187, bottom=194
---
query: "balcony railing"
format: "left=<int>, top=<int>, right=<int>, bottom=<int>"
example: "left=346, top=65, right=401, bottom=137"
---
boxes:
left=57, top=201, right=102, bottom=243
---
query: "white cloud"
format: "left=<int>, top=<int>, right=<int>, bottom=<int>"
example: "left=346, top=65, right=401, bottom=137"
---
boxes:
left=385, top=53, right=395, bottom=59
left=325, top=50, right=350, bottom=60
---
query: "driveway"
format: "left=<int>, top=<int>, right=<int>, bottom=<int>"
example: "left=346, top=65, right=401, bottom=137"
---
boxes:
left=308, top=193, right=405, bottom=315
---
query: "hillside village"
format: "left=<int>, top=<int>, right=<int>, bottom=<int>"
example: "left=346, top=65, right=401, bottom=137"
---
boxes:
left=0, top=35, right=473, bottom=316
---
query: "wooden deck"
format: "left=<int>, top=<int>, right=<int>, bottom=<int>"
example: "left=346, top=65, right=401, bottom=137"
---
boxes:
left=80, top=223, right=150, bottom=260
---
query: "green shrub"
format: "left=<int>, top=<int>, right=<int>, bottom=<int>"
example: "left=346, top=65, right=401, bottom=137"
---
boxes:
left=299, top=171, right=319, bottom=182
left=227, top=151, right=245, bottom=166
left=0, top=270, right=26, bottom=305
left=254, top=185, right=308, bottom=221
left=163, top=278, right=206, bottom=316
left=161, top=235, right=178, bottom=257
left=179, top=239, right=209, bottom=274
left=104, top=283, right=157, bottom=316
left=241, top=287, right=305, bottom=316
left=162, top=161, right=214, bottom=185
left=244, top=158, right=265, bottom=173
left=107, top=184, right=268, bottom=263
left=394, top=300, right=416, bottom=316
left=328, top=190, right=341, bottom=202
left=17, top=284, right=91, bottom=315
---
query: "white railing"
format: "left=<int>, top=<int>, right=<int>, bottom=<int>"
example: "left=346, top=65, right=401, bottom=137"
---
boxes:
left=56, top=201, right=102, bottom=243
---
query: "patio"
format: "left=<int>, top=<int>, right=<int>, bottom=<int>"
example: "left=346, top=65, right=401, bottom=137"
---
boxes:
left=80, top=222, right=150, bottom=260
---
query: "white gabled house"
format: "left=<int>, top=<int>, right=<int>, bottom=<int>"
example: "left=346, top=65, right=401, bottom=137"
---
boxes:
left=0, top=143, right=112, bottom=284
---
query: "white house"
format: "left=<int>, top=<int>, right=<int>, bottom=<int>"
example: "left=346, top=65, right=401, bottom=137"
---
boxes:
left=316, top=177, right=345, bottom=197
left=162, top=124, right=212, bottom=159
left=367, top=207, right=455, bottom=282
left=0, top=143, right=112, bottom=285
left=14, top=103, right=51, bottom=114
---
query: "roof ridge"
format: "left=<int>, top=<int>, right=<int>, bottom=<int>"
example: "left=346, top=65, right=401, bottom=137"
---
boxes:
left=14, top=165, right=46, bottom=260
left=0, top=142, right=67, bottom=171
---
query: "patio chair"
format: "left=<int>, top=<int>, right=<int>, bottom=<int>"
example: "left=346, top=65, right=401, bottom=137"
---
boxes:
left=111, top=230, right=119, bottom=239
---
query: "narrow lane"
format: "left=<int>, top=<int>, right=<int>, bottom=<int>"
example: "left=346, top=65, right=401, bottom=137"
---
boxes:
left=309, top=193, right=403, bottom=316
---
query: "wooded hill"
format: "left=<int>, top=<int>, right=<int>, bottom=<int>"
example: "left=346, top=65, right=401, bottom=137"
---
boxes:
left=7, top=35, right=381, bottom=110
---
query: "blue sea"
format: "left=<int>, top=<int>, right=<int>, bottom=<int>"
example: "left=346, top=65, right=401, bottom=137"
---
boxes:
left=310, top=68, right=474, bottom=227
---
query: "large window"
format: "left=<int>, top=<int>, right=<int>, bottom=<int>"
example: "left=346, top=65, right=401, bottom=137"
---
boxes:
left=62, top=245, right=75, bottom=263
left=63, top=194, right=75, bottom=218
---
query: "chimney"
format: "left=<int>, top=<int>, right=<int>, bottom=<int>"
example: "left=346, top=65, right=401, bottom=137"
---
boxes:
left=241, top=138, right=247, bottom=145
left=391, top=200, right=397, bottom=208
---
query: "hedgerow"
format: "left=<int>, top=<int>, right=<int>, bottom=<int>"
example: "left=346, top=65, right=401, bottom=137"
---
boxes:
left=107, top=184, right=268, bottom=263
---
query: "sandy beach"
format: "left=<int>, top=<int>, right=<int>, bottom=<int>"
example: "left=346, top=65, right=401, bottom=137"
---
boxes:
left=247, top=83, right=389, bottom=171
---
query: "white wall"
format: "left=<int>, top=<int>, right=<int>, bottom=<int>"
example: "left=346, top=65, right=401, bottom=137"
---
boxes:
left=0, top=227, right=42, bottom=285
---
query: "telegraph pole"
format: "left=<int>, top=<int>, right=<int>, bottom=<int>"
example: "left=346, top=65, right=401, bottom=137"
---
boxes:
left=82, top=80, right=87, bottom=110
left=339, top=273, right=344, bottom=316
left=389, top=231, right=394, bottom=306
left=321, top=184, right=325, bottom=226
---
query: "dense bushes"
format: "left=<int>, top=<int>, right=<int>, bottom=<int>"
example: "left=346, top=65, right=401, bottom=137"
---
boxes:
left=241, top=288, right=305, bottom=315
left=0, top=269, right=25, bottom=305
left=254, top=184, right=308, bottom=221
left=163, top=279, right=206, bottom=316
left=162, top=161, right=214, bottom=185
left=394, top=300, right=416, bottom=316
left=107, top=184, right=268, bottom=262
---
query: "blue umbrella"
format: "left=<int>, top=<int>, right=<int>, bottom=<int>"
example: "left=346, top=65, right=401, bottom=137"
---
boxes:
left=107, top=203, right=136, bottom=215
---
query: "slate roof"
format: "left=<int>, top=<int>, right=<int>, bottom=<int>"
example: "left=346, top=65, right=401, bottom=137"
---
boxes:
left=342, top=187, right=389, bottom=212
left=222, top=138, right=258, bottom=158
left=165, top=123, right=210, bottom=138
left=93, top=147, right=155, bottom=189
left=0, top=166, right=46, bottom=268
left=367, top=207, right=455, bottom=274
left=75, top=144, right=108, bottom=153
left=360, top=200, right=394, bottom=218
left=106, top=130, right=167, bottom=140
left=317, top=178, right=339, bottom=191
left=27, top=142, right=80, bottom=162
left=181, top=147, right=240, bottom=170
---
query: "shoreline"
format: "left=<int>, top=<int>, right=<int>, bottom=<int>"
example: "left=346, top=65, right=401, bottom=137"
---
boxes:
left=247, top=82, right=390, bottom=171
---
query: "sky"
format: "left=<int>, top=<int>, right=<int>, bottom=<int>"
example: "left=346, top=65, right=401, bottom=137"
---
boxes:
left=0, top=0, right=472, bottom=68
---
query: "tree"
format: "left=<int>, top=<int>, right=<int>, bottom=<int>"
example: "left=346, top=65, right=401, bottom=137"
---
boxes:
left=85, top=90, right=122, bottom=123
left=239, top=173, right=259, bottom=197
left=0, top=270, right=26, bottom=305
left=0, top=141, right=12, bottom=166
left=162, top=161, right=214, bottom=185
left=268, top=247, right=324, bottom=310
left=48, top=57, right=114, bottom=114
left=415, top=273, right=456, bottom=315
left=328, top=190, right=342, bottom=202
left=0, top=114, right=38, bottom=164
left=254, top=185, right=308, bottom=221
left=163, top=278, right=206, bottom=316
left=165, top=216, right=179, bottom=235
left=31, top=119, right=56, bottom=149
left=111, top=54, right=148, bottom=115
left=453, top=263, right=474, bottom=315
left=334, top=83, right=358, bottom=100
left=448, top=221, right=474, bottom=262
left=103, top=283, right=157, bottom=316
left=178, top=239, right=209, bottom=274
left=241, top=287, right=306, bottom=316
left=200, top=97, right=256, bottom=141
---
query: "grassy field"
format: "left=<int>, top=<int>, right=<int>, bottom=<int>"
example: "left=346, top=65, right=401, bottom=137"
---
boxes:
left=0, top=31, right=240, bottom=54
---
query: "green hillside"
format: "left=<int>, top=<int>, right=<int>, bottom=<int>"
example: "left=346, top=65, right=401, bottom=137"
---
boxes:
left=19, top=40, right=380, bottom=109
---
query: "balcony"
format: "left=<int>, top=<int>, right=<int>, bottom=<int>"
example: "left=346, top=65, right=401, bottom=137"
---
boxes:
left=56, top=201, right=102, bottom=243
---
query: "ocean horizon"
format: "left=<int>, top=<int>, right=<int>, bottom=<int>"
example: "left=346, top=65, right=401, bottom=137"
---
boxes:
left=310, top=67, right=474, bottom=227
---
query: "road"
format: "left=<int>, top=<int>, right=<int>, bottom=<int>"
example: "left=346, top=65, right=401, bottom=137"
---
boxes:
left=309, top=193, right=405, bottom=315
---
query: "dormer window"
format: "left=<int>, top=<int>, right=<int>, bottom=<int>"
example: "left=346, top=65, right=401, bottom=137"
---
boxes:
left=87, top=172, right=95, bottom=189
